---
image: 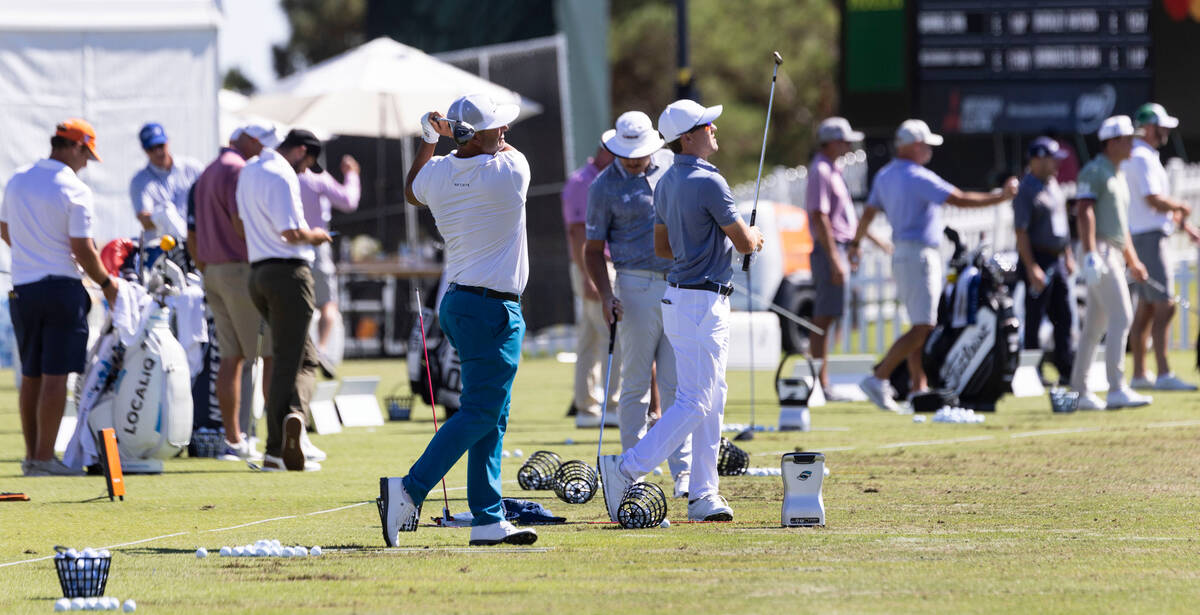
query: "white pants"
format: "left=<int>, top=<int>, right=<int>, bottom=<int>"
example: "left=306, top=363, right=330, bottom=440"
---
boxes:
left=1070, top=243, right=1132, bottom=393
left=621, top=286, right=728, bottom=500
left=570, top=262, right=621, bottom=417
left=615, top=271, right=692, bottom=479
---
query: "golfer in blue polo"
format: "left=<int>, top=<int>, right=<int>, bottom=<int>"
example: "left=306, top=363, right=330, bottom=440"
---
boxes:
left=379, top=93, right=536, bottom=546
left=598, top=99, right=764, bottom=523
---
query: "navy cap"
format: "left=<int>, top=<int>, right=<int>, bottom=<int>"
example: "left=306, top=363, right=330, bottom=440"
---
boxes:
left=139, top=123, right=168, bottom=149
left=1028, top=136, right=1068, bottom=160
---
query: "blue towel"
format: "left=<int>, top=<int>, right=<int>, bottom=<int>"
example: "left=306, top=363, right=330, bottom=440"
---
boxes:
left=503, top=498, right=566, bottom=525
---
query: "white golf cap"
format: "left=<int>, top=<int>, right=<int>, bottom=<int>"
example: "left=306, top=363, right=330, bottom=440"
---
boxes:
left=447, top=93, right=521, bottom=131
left=1134, top=102, right=1179, bottom=129
left=239, top=121, right=280, bottom=149
left=601, top=111, right=665, bottom=159
left=658, top=99, right=722, bottom=143
left=1098, top=115, right=1135, bottom=141
left=817, top=117, right=864, bottom=143
left=895, top=119, right=943, bottom=147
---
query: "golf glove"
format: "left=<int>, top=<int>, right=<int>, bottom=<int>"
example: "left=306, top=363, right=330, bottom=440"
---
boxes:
left=420, top=112, right=440, bottom=144
left=1081, top=251, right=1107, bottom=287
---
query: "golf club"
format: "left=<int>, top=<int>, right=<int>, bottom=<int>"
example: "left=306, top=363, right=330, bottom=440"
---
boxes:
left=729, top=280, right=825, bottom=336
left=414, top=287, right=452, bottom=524
left=741, top=50, right=783, bottom=273
left=439, top=117, right=476, bottom=146
left=596, top=310, right=617, bottom=460
left=1144, top=277, right=1199, bottom=315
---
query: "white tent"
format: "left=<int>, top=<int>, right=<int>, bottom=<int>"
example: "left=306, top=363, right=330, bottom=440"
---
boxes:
left=0, top=0, right=222, bottom=248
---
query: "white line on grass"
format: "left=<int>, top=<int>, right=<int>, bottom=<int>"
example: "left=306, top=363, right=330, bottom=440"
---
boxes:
left=0, top=532, right=190, bottom=569
left=1009, top=427, right=1102, bottom=438
left=877, top=435, right=995, bottom=449
left=1146, top=419, right=1200, bottom=429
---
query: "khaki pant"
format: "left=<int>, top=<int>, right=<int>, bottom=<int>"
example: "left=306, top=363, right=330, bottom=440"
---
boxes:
left=248, top=260, right=317, bottom=457
left=205, top=262, right=271, bottom=359
left=570, top=262, right=620, bottom=418
left=1070, top=243, right=1132, bottom=393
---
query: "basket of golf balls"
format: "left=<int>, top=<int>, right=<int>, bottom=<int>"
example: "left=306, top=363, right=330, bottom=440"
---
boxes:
left=53, top=546, right=111, bottom=598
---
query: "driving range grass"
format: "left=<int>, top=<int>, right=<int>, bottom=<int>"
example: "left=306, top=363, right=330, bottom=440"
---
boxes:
left=2, top=353, right=1200, bottom=614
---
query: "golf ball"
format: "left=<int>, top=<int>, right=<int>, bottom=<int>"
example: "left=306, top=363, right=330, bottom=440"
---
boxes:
left=195, top=547, right=208, bottom=559
left=122, top=599, right=136, bottom=613
left=270, top=539, right=281, bottom=548
left=913, top=415, right=926, bottom=423
left=652, top=467, right=663, bottom=476
left=823, top=466, right=830, bottom=477
left=295, top=546, right=308, bottom=557
left=282, top=547, right=295, bottom=557
left=255, top=547, right=269, bottom=557
left=564, top=438, right=574, bottom=445
left=310, top=546, right=322, bottom=557
left=219, top=546, right=231, bottom=557
left=54, top=598, right=70, bottom=611
left=513, top=449, right=524, bottom=458
left=500, top=450, right=511, bottom=458
left=85, top=598, right=99, bottom=610
left=81, top=548, right=97, bottom=558
left=660, top=519, right=671, bottom=528
left=233, top=546, right=245, bottom=557
left=70, top=597, right=85, bottom=611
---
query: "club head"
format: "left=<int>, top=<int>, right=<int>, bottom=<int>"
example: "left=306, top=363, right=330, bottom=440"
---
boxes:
left=734, top=428, right=754, bottom=442
left=444, top=118, right=476, bottom=145
left=772, top=51, right=783, bottom=65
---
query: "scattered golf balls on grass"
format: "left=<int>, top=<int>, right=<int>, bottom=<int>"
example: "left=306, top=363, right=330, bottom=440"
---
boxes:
left=660, top=519, right=671, bottom=528
left=195, top=547, right=207, bottom=558
left=310, top=546, right=323, bottom=557
left=652, top=467, right=663, bottom=476
left=513, top=449, right=524, bottom=458
left=501, top=450, right=511, bottom=458
left=215, top=540, right=324, bottom=559
left=54, top=598, right=69, bottom=611
left=123, top=599, right=136, bottom=612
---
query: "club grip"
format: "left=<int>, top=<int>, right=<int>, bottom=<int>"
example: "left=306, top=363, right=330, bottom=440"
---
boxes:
left=607, top=319, right=617, bottom=354
left=741, top=210, right=758, bottom=271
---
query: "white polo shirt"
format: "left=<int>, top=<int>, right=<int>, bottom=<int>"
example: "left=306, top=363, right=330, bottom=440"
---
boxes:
left=1123, top=138, right=1173, bottom=235
left=0, top=159, right=93, bottom=285
left=235, top=148, right=315, bottom=264
left=412, top=148, right=530, bottom=295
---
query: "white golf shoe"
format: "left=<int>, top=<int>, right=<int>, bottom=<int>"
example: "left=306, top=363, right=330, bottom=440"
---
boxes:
left=673, top=471, right=690, bottom=499
left=858, top=376, right=900, bottom=412
left=1155, top=373, right=1197, bottom=391
left=687, top=493, right=733, bottom=522
left=260, top=455, right=321, bottom=472
left=597, top=454, right=633, bottom=523
left=282, top=412, right=307, bottom=471
left=299, top=429, right=327, bottom=462
left=468, top=520, right=538, bottom=546
left=1129, top=375, right=1156, bottom=390
left=377, top=477, right=420, bottom=546
left=1076, top=393, right=1107, bottom=411
left=1106, top=387, right=1152, bottom=409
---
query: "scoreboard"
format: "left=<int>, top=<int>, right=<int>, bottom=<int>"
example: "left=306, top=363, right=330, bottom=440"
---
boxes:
left=914, top=1, right=1153, bottom=135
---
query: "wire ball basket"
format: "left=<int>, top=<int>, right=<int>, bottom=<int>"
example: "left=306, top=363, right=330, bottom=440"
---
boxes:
left=617, top=482, right=668, bottom=529
left=717, top=437, right=750, bottom=476
left=517, top=450, right=562, bottom=490
left=553, top=459, right=598, bottom=504
left=53, top=546, right=111, bottom=598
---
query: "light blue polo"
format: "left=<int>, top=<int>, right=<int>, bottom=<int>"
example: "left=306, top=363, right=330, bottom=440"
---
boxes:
left=585, top=149, right=674, bottom=272
left=866, top=158, right=956, bottom=247
left=653, top=154, right=740, bottom=285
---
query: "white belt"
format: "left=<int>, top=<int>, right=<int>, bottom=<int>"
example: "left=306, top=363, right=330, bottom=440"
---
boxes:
left=618, top=269, right=667, bottom=281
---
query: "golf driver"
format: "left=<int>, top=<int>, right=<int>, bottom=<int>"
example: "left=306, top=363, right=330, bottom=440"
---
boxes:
left=438, top=117, right=476, bottom=146
left=596, top=311, right=617, bottom=459
left=414, top=287, right=452, bottom=524
left=741, top=50, right=783, bottom=273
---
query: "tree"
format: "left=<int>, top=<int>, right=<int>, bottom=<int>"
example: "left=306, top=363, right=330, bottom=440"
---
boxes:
left=273, top=0, right=368, bottom=79
left=222, top=67, right=257, bottom=95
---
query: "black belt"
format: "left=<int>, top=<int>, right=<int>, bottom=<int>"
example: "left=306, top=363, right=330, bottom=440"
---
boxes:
left=252, top=258, right=309, bottom=269
left=449, top=283, right=520, bottom=303
left=669, top=281, right=734, bottom=296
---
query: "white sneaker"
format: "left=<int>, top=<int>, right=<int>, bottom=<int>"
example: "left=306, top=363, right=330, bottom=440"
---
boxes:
left=1107, top=387, right=1152, bottom=409
left=259, top=455, right=321, bottom=472
left=299, top=429, right=327, bottom=462
left=468, top=520, right=538, bottom=546
left=1076, top=393, right=1107, bottom=411
left=282, top=412, right=307, bottom=471
left=1129, top=375, right=1156, bottom=390
left=597, top=454, right=633, bottom=522
left=377, top=477, right=420, bottom=546
left=687, top=493, right=733, bottom=522
left=858, top=376, right=900, bottom=412
left=24, top=457, right=85, bottom=477
left=220, top=438, right=253, bottom=461
left=673, top=471, right=690, bottom=499
left=602, top=412, right=619, bottom=428
left=575, top=414, right=602, bottom=428
left=1154, top=373, right=1198, bottom=391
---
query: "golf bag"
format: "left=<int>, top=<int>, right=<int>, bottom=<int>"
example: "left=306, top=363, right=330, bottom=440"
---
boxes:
left=408, top=295, right=462, bottom=418
left=890, top=228, right=1020, bottom=411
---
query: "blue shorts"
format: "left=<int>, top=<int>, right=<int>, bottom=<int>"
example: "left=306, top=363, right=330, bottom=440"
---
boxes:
left=10, top=276, right=90, bottom=377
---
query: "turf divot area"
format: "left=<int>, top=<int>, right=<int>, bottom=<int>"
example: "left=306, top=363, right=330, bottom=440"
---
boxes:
left=3, top=355, right=1200, bottom=613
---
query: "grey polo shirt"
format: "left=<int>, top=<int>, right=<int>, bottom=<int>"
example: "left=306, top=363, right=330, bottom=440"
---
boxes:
left=1012, top=172, right=1070, bottom=254
left=653, top=154, right=740, bottom=286
left=585, top=149, right=674, bottom=272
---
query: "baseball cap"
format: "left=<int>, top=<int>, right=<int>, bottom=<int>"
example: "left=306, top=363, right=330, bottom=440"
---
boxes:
left=1027, top=136, right=1068, bottom=160
left=817, top=117, right=864, bottom=143
left=139, top=123, right=168, bottom=149
left=1098, top=115, right=1135, bottom=141
left=239, top=121, right=280, bottom=149
left=658, top=99, right=723, bottom=143
left=279, top=128, right=324, bottom=173
left=601, top=111, right=665, bottom=159
left=1134, top=102, right=1179, bottom=129
left=895, top=119, right=943, bottom=147
left=56, top=118, right=101, bottom=161
left=447, top=93, right=520, bottom=131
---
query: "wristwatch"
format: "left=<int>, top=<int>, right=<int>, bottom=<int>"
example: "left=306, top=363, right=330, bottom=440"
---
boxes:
left=100, top=276, right=113, bottom=290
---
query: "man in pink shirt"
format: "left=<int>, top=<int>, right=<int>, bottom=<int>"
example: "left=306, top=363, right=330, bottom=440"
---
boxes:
left=298, top=154, right=361, bottom=363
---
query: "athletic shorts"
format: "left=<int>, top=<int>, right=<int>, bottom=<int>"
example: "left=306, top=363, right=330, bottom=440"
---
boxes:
left=10, top=276, right=90, bottom=377
left=312, top=242, right=338, bottom=307
left=205, top=262, right=272, bottom=359
left=1131, top=230, right=1172, bottom=302
left=810, top=242, right=848, bottom=318
left=893, top=240, right=942, bottom=326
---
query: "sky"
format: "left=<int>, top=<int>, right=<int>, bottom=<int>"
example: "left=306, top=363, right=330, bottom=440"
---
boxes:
left=217, top=0, right=290, bottom=91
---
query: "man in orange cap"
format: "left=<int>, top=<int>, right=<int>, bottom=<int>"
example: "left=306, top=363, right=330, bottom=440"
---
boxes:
left=0, top=119, right=119, bottom=476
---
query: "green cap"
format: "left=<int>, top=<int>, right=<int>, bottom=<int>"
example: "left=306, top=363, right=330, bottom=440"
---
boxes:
left=1134, top=103, right=1179, bottom=129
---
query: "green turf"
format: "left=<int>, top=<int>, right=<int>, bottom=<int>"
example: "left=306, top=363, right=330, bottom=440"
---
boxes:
left=3, top=353, right=1200, bottom=613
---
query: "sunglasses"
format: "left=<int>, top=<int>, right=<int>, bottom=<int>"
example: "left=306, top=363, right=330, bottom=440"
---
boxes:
left=685, top=122, right=715, bottom=135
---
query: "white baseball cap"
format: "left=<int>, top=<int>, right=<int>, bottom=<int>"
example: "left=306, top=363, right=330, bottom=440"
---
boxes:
left=1098, top=115, right=1135, bottom=141
left=239, top=121, right=280, bottom=149
left=895, top=119, right=943, bottom=147
left=817, top=117, right=864, bottom=143
left=447, top=93, right=520, bottom=131
left=601, top=111, right=665, bottom=159
left=658, top=99, right=723, bottom=143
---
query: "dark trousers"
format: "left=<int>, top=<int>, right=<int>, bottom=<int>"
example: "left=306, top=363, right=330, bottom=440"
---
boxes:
left=248, top=260, right=317, bottom=457
left=1017, top=252, right=1075, bottom=383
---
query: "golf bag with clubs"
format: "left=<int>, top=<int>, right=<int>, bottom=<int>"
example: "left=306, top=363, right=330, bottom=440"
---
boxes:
left=889, top=228, right=1021, bottom=411
left=408, top=281, right=462, bottom=419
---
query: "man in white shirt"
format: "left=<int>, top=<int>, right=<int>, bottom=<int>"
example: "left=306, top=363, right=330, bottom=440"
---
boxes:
left=235, top=128, right=332, bottom=472
left=379, top=93, right=537, bottom=547
left=0, top=119, right=119, bottom=476
left=1124, top=103, right=1198, bottom=391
